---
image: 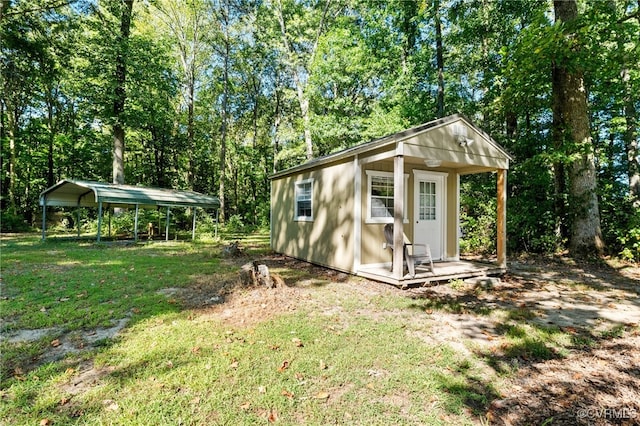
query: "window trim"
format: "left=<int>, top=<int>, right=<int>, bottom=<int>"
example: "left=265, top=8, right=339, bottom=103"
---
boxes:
left=294, top=178, right=314, bottom=222
left=365, top=170, right=409, bottom=224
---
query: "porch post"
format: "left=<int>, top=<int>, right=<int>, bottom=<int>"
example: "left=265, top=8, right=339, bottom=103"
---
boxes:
left=497, top=168, right=507, bottom=269
left=392, top=151, right=405, bottom=280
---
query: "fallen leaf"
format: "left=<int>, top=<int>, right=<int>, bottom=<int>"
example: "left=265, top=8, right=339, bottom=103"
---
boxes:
left=131, top=307, right=141, bottom=314
left=314, top=391, right=330, bottom=400
left=292, top=338, right=304, bottom=347
left=230, top=359, right=239, bottom=369
left=268, top=409, right=278, bottom=423
left=258, top=386, right=266, bottom=393
left=51, top=339, right=61, bottom=347
left=60, top=396, right=71, bottom=405
left=166, top=361, right=174, bottom=369
left=281, top=389, right=294, bottom=399
left=319, top=360, right=327, bottom=370
left=294, top=372, right=305, bottom=381
left=191, top=346, right=201, bottom=354
left=240, top=401, right=251, bottom=410
left=270, top=344, right=280, bottom=350
left=190, top=397, right=201, bottom=405
left=278, top=360, right=290, bottom=372
left=103, top=400, right=119, bottom=411
left=40, top=307, right=47, bottom=313
left=40, top=419, right=53, bottom=426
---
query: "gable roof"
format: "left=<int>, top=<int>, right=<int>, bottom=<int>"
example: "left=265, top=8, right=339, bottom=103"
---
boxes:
left=270, top=113, right=512, bottom=179
left=40, top=180, right=220, bottom=209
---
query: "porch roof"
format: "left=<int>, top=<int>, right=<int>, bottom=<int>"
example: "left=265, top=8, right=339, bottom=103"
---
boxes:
left=271, top=113, right=512, bottom=179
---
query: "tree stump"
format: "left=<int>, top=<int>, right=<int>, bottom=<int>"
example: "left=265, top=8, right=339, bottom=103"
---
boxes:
left=239, top=261, right=284, bottom=288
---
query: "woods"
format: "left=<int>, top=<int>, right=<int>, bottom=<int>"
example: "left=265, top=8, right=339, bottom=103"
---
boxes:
left=1, top=0, right=639, bottom=260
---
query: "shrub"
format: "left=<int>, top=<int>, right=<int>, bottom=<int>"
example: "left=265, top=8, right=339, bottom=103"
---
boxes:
left=0, top=210, right=31, bottom=232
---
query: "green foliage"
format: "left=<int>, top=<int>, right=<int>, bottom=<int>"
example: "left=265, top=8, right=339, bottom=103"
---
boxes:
left=1, top=211, right=31, bottom=232
left=2, top=0, right=639, bottom=261
left=460, top=176, right=496, bottom=255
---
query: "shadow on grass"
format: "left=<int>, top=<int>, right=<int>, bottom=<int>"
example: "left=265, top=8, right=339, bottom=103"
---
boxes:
left=407, top=256, right=640, bottom=425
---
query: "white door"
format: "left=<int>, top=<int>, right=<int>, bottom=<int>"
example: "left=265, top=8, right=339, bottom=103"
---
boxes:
left=413, top=172, right=446, bottom=260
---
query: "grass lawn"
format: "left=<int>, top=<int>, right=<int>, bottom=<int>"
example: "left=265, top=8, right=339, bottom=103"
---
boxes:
left=1, top=232, right=639, bottom=425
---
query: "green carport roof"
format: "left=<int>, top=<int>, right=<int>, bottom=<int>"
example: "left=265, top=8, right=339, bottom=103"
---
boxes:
left=40, top=179, right=220, bottom=209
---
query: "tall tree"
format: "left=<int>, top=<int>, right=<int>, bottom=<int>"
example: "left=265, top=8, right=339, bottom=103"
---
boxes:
left=273, top=0, right=337, bottom=160
left=433, top=0, right=444, bottom=118
left=553, top=0, right=603, bottom=256
left=151, top=0, right=211, bottom=189
left=112, top=0, right=134, bottom=184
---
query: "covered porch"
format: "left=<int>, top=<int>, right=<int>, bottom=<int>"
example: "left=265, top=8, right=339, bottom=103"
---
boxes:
left=352, top=115, right=511, bottom=286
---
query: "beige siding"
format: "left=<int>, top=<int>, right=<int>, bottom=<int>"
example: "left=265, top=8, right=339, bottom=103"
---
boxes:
left=271, top=158, right=355, bottom=272
left=359, top=161, right=460, bottom=265
left=402, top=120, right=509, bottom=170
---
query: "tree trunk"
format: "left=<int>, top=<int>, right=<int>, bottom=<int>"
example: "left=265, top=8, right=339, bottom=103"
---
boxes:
left=7, top=107, right=17, bottom=213
left=112, top=0, right=134, bottom=185
left=553, top=0, right=604, bottom=256
left=552, top=64, right=568, bottom=242
left=433, top=0, right=444, bottom=118
left=275, top=0, right=329, bottom=160
left=218, top=0, right=231, bottom=224
left=622, top=67, right=639, bottom=205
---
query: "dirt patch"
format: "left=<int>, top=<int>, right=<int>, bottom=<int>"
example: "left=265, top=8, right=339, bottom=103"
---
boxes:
left=487, top=334, right=640, bottom=425
left=209, top=254, right=640, bottom=426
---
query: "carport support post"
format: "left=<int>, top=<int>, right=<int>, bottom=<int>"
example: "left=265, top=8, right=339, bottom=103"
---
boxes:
left=77, top=206, right=81, bottom=238
left=191, top=208, right=197, bottom=240
left=392, top=153, right=405, bottom=280
left=165, top=207, right=170, bottom=241
left=497, top=168, right=507, bottom=269
left=97, top=201, right=103, bottom=242
left=134, top=204, right=139, bottom=242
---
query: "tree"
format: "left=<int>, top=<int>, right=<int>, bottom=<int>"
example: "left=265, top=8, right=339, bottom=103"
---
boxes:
left=273, top=0, right=339, bottom=159
left=552, top=0, right=603, bottom=256
left=112, top=0, right=134, bottom=184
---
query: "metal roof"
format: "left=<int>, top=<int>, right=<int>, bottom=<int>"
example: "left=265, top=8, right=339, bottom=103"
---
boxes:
left=40, top=180, right=220, bottom=209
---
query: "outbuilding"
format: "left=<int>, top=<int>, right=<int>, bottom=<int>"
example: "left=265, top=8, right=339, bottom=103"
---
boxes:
left=40, top=179, right=220, bottom=241
left=270, top=114, right=512, bottom=286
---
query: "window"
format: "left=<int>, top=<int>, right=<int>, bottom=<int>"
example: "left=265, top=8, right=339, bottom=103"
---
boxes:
left=419, top=181, right=437, bottom=220
left=366, top=171, right=408, bottom=223
left=295, top=179, right=313, bottom=221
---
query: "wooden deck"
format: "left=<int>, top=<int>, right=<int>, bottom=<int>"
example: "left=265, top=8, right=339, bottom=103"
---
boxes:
left=357, top=260, right=506, bottom=287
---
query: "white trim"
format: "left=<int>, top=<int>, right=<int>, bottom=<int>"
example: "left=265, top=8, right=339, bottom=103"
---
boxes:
left=359, top=150, right=396, bottom=165
left=294, top=178, right=314, bottom=222
left=353, top=155, right=362, bottom=272
left=413, top=170, right=450, bottom=178
left=365, top=170, right=409, bottom=224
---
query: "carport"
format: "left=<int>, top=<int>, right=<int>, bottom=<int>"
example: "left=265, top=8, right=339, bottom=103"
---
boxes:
left=40, top=179, right=220, bottom=241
